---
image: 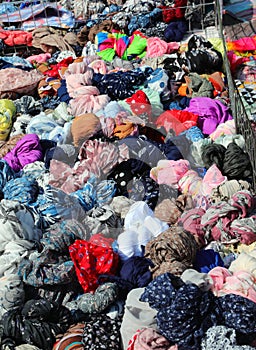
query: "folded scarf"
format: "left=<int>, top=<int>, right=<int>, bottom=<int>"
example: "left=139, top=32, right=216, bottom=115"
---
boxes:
left=4, top=134, right=43, bottom=172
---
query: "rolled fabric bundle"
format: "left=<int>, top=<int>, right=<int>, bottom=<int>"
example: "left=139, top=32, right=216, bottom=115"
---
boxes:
left=0, top=239, right=36, bottom=279
left=4, top=134, right=43, bottom=172
left=0, top=99, right=16, bottom=141
left=201, top=164, right=227, bottom=197
left=150, top=159, right=191, bottom=188
left=185, top=97, right=233, bottom=136
left=71, top=176, right=116, bottom=211
left=0, top=68, right=43, bottom=99
left=156, top=284, right=215, bottom=347
left=97, top=100, right=127, bottom=120
left=65, top=68, right=95, bottom=97
left=180, top=125, right=204, bottom=142
left=178, top=164, right=226, bottom=211
left=40, top=219, right=86, bottom=252
left=230, top=190, right=255, bottom=217
left=97, top=32, right=147, bottom=61
left=110, top=196, right=135, bottom=219
left=71, top=113, right=100, bottom=147
left=47, top=122, right=72, bottom=145
left=10, top=114, right=33, bottom=137
left=13, top=95, right=43, bottom=116
left=120, top=34, right=147, bottom=60
left=178, top=208, right=206, bottom=245
left=201, top=143, right=226, bottom=169
left=234, top=220, right=253, bottom=248
left=128, top=175, right=160, bottom=210
left=69, top=234, right=119, bottom=293
left=177, top=169, right=202, bottom=197
left=201, top=191, right=256, bottom=245
left=175, top=193, right=194, bottom=212
left=32, top=185, right=85, bottom=229
left=210, top=179, right=251, bottom=204
left=52, top=102, right=74, bottom=125
left=78, top=138, right=129, bottom=173
left=140, top=273, right=184, bottom=312
left=3, top=176, right=39, bottom=204
left=222, top=142, right=252, bottom=180
left=154, top=198, right=182, bottom=225
left=66, top=282, right=119, bottom=314
left=144, top=226, right=198, bottom=277
left=0, top=199, right=42, bottom=252
left=184, top=35, right=223, bottom=75
left=22, top=161, right=49, bottom=189
left=117, top=201, right=168, bottom=261
left=95, top=179, right=116, bottom=206
left=49, top=138, right=129, bottom=194
left=119, top=256, right=153, bottom=290
left=208, top=266, right=256, bottom=303
left=107, top=159, right=148, bottom=197
left=1, top=299, right=72, bottom=350
left=215, top=293, right=256, bottom=345
left=140, top=273, right=216, bottom=348
left=18, top=218, right=86, bottom=288
left=69, top=92, right=110, bottom=116
left=164, top=20, right=187, bottom=42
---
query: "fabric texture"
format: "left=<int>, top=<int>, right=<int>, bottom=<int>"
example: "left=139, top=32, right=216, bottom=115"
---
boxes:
left=1, top=299, right=72, bottom=350
left=82, top=314, right=122, bottom=350
left=71, top=113, right=100, bottom=147
left=144, top=227, right=198, bottom=277
left=4, top=134, right=43, bottom=172
left=201, top=325, right=255, bottom=350
left=65, top=282, right=119, bottom=314
left=69, top=233, right=119, bottom=292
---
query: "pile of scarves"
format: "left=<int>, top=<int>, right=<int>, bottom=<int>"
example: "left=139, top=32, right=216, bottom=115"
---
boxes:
left=0, top=1, right=254, bottom=349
